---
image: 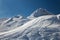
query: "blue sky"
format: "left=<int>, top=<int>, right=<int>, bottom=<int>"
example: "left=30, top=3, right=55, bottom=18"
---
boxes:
left=0, top=0, right=60, bottom=18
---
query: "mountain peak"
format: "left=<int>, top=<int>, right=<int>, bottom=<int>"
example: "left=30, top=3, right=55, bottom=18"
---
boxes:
left=27, top=8, right=53, bottom=19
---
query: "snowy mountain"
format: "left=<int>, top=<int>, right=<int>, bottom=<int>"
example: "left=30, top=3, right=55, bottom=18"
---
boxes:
left=27, top=8, right=53, bottom=19
left=0, top=8, right=60, bottom=40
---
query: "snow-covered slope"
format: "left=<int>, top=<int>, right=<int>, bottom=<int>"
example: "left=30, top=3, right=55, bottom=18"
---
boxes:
left=0, top=8, right=53, bottom=32
left=0, top=8, right=60, bottom=40
left=0, top=14, right=60, bottom=40
left=0, top=15, right=30, bottom=32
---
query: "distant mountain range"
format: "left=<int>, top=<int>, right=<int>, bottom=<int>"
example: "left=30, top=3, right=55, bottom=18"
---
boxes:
left=0, top=8, right=60, bottom=40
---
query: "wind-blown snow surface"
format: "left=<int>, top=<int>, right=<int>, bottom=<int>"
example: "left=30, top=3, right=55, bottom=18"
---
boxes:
left=0, top=8, right=60, bottom=40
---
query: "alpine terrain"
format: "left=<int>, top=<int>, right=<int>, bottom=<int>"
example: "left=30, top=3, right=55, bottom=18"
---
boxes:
left=0, top=8, right=60, bottom=40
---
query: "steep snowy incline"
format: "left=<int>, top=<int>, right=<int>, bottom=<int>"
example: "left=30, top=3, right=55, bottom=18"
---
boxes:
left=0, top=15, right=30, bottom=32
left=0, top=15, right=57, bottom=38
left=0, top=8, right=54, bottom=33
left=0, top=8, right=60, bottom=40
